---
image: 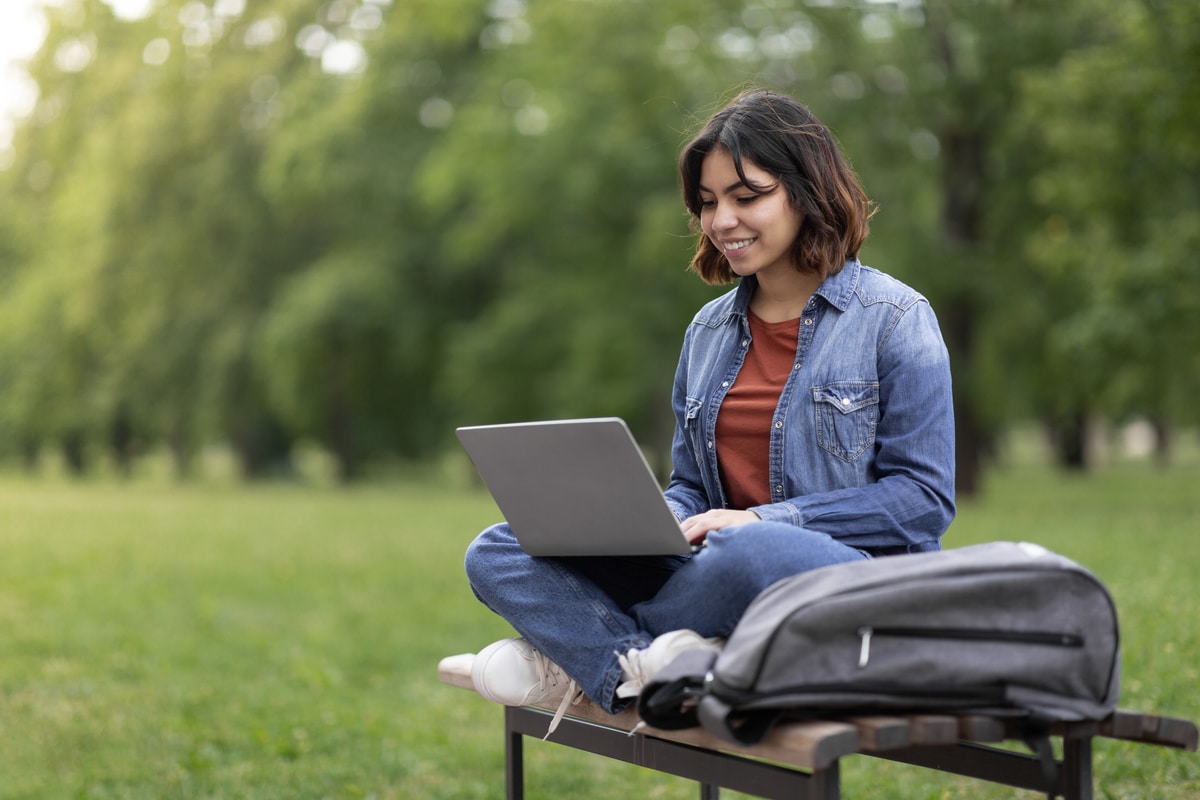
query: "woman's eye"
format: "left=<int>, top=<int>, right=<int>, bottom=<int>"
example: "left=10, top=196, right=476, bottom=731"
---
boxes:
left=736, top=195, right=760, bottom=205
left=699, top=199, right=716, bottom=208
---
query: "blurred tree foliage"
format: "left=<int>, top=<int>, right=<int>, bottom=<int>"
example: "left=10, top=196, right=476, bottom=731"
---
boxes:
left=0, top=0, right=1195, bottom=488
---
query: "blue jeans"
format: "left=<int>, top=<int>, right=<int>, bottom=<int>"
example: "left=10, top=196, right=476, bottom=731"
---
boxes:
left=464, top=520, right=870, bottom=713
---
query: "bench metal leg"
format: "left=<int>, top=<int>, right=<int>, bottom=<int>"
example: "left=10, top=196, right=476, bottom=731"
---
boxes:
left=1060, top=737, right=1093, bottom=800
left=505, top=709, right=524, bottom=800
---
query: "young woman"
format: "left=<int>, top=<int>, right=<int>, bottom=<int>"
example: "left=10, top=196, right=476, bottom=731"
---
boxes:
left=461, top=89, right=956, bottom=733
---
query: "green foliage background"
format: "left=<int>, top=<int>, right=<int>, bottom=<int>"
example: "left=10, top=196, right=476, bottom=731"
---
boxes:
left=1, top=0, right=1197, bottom=487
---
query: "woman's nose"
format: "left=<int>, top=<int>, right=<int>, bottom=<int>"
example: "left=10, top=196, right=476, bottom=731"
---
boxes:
left=710, top=201, right=737, bottom=231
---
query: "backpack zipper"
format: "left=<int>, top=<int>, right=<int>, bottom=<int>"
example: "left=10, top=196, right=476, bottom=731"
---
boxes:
left=857, top=626, right=1085, bottom=668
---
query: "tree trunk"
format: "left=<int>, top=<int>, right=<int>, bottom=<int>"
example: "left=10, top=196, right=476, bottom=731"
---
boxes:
left=1151, top=416, right=1173, bottom=468
left=231, top=412, right=293, bottom=480
left=20, top=437, right=39, bottom=473
left=326, top=353, right=357, bottom=484
left=941, top=295, right=985, bottom=497
left=1048, top=411, right=1088, bottom=471
left=936, top=129, right=989, bottom=497
left=61, top=430, right=87, bottom=477
left=110, top=405, right=134, bottom=479
left=170, top=418, right=194, bottom=481
left=928, top=10, right=992, bottom=498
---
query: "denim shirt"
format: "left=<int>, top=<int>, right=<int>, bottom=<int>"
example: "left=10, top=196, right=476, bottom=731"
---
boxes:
left=663, top=259, right=955, bottom=554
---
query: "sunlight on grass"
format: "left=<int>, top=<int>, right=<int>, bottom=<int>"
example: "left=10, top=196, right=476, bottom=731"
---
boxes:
left=0, top=465, right=1196, bottom=798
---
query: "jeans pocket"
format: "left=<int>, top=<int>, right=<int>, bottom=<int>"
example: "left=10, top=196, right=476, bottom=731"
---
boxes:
left=813, top=382, right=879, bottom=461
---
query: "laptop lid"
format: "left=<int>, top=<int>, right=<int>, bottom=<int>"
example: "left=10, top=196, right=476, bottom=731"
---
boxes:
left=456, top=417, right=692, bottom=557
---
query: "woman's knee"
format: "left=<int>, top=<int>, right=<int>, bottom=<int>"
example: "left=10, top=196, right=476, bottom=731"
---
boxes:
left=705, top=522, right=864, bottom=583
left=464, top=522, right=520, bottom=593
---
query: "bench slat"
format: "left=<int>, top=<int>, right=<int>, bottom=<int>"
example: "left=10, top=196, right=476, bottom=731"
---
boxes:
left=438, top=652, right=860, bottom=769
left=846, top=716, right=912, bottom=751
left=1100, top=710, right=1199, bottom=750
left=437, top=653, right=1199, bottom=766
left=957, top=715, right=1006, bottom=743
left=907, top=714, right=962, bottom=746
left=651, top=718, right=861, bottom=771
left=531, top=694, right=862, bottom=771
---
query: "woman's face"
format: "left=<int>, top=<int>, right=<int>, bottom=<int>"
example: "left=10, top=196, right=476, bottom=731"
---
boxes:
left=698, top=148, right=802, bottom=282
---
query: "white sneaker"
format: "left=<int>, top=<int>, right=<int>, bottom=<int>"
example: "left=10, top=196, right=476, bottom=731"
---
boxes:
left=615, top=629, right=724, bottom=700
left=471, top=638, right=582, bottom=737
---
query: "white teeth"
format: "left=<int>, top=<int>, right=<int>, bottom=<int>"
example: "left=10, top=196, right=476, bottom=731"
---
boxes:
left=725, top=239, right=754, bottom=252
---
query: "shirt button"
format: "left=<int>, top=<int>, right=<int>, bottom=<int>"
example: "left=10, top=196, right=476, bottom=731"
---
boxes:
left=804, top=318, right=813, bottom=326
left=707, top=440, right=714, bottom=449
left=793, top=363, right=801, bottom=370
left=841, top=398, right=851, bottom=407
left=722, top=381, right=729, bottom=387
left=774, top=421, right=783, bottom=429
left=741, top=339, right=749, bottom=347
left=775, top=485, right=783, bottom=494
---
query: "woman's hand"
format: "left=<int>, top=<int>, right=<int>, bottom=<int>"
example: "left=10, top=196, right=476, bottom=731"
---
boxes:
left=681, top=509, right=760, bottom=545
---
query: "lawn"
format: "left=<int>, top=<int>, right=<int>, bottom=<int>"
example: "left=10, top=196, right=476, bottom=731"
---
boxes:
left=0, top=461, right=1196, bottom=798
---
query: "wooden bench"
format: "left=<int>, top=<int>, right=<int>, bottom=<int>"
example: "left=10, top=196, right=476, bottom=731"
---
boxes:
left=438, top=655, right=1197, bottom=800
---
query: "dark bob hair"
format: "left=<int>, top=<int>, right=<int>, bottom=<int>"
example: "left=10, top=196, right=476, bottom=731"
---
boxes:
left=679, top=89, right=874, bottom=285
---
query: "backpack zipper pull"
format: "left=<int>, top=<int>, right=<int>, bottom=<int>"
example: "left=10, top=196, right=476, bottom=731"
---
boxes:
left=858, top=627, right=872, bottom=668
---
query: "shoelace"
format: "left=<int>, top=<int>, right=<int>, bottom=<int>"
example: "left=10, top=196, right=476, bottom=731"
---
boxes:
left=545, top=679, right=583, bottom=739
left=533, top=653, right=583, bottom=739
left=614, top=646, right=648, bottom=699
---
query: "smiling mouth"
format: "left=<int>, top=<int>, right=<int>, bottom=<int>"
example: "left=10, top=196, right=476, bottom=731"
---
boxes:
left=724, top=238, right=755, bottom=253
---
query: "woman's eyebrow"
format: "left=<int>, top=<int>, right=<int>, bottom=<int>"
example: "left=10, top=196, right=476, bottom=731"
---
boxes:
left=698, top=179, right=750, bottom=195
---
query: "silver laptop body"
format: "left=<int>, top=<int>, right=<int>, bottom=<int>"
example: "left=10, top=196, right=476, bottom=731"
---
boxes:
left=456, top=417, right=692, bottom=557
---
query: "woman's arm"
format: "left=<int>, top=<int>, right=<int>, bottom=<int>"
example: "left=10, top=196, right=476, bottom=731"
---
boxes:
left=749, top=299, right=956, bottom=551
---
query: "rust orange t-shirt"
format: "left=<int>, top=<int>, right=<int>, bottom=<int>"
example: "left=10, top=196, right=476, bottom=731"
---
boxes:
left=716, top=311, right=801, bottom=509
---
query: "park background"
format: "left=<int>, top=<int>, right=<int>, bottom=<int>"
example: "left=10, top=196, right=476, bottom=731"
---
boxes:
left=0, top=0, right=1197, bottom=797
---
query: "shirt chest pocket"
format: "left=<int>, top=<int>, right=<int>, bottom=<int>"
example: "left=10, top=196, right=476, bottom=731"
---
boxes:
left=812, top=382, right=879, bottom=462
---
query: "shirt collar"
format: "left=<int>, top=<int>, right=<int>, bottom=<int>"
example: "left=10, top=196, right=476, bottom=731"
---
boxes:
left=814, top=258, right=861, bottom=312
left=731, top=258, right=861, bottom=316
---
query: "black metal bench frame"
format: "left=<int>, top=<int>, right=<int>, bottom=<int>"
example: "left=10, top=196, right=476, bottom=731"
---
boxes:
left=439, top=654, right=1197, bottom=800
left=503, top=705, right=1180, bottom=800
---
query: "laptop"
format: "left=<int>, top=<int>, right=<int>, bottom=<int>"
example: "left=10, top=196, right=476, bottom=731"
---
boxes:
left=456, top=417, right=694, bottom=557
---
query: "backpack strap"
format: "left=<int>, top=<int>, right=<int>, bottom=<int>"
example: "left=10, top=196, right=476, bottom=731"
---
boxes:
left=697, top=694, right=784, bottom=745
left=636, top=649, right=718, bottom=730
left=1017, top=714, right=1059, bottom=800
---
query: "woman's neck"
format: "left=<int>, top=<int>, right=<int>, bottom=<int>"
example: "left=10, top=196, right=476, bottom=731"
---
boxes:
left=749, top=270, right=824, bottom=323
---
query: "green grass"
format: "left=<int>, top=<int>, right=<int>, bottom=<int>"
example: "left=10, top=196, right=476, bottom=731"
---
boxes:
left=0, top=464, right=1196, bottom=799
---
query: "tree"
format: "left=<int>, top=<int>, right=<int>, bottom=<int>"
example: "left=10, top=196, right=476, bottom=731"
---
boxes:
left=770, top=0, right=1101, bottom=489
left=1016, top=0, right=1200, bottom=465
left=414, top=0, right=748, bottom=465
left=254, top=0, right=499, bottom=477
left=2, top=0, right=1194, bottom=486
